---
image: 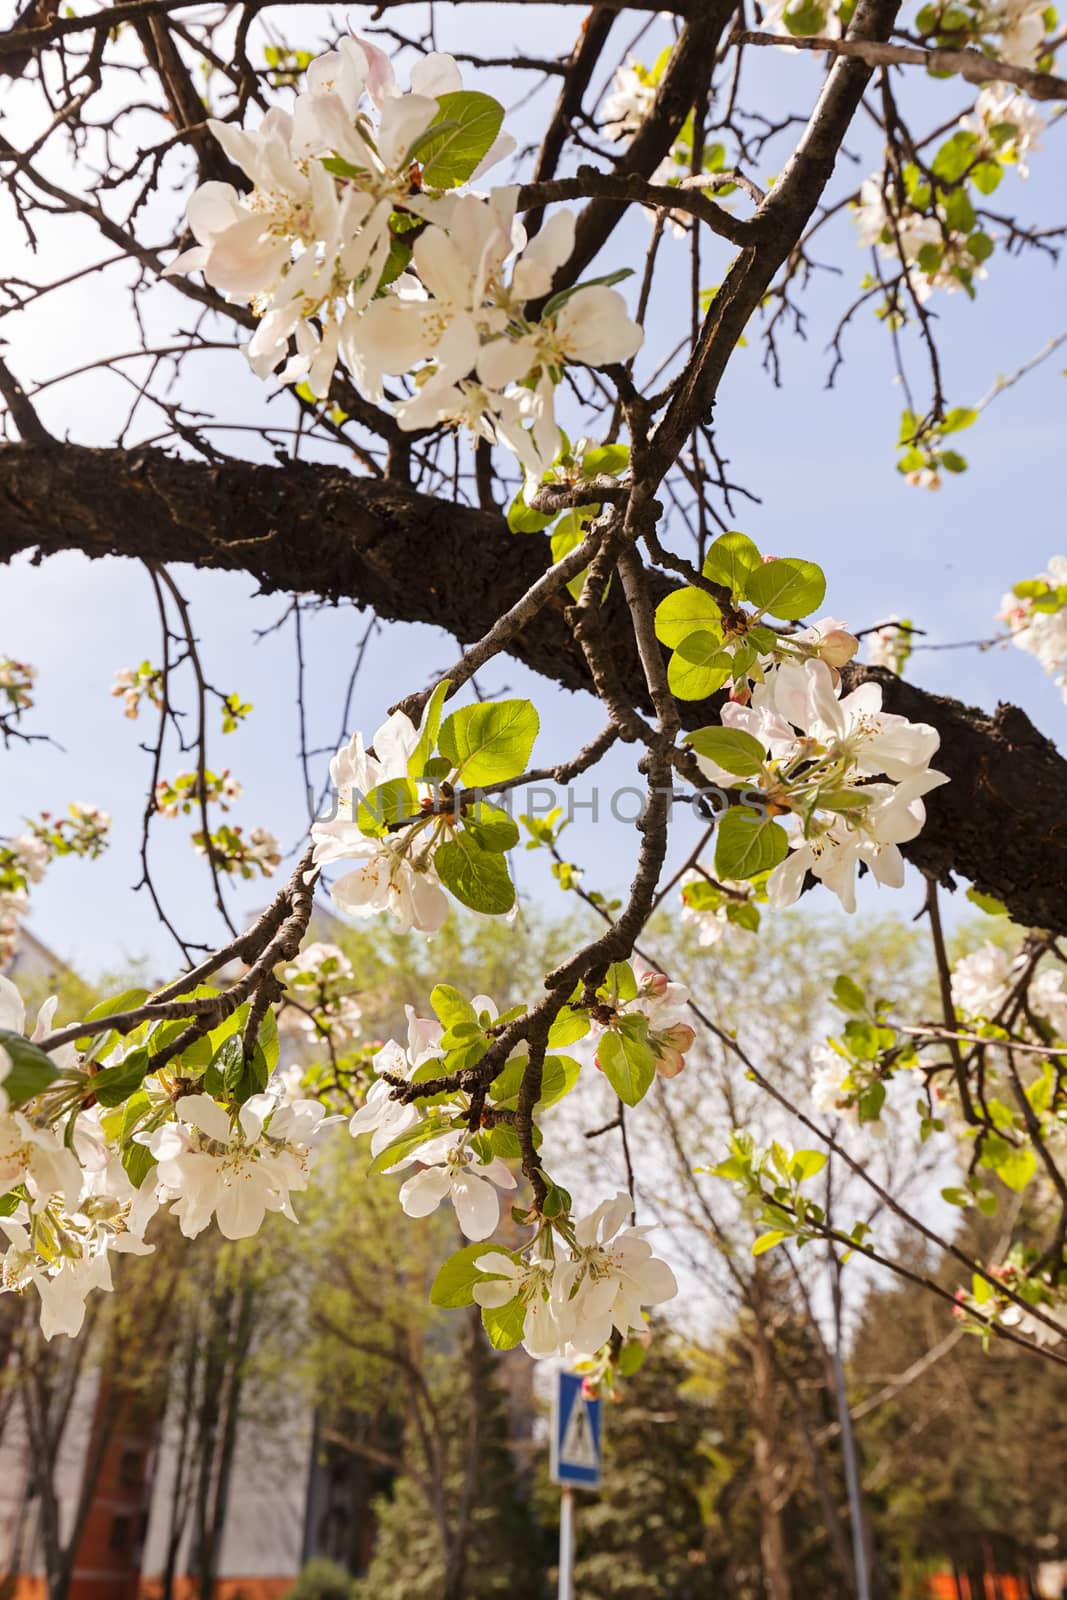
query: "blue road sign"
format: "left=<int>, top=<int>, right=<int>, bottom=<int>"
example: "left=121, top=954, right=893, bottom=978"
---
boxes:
left=550, top=1370, right=603, bottom=1489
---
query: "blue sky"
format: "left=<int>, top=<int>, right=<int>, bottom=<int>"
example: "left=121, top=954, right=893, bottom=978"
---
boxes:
left=1, top=3, right=1064, bottom=978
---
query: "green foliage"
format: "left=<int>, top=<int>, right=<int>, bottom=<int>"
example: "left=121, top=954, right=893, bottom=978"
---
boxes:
left=355, top=1321, right=547, bottom=1600
left=686, top=726, right=768, bottom=778
left=284, top=1558, right=360, bottom=1600
left=411, top=91, right=506, bottom=188
left=434, top=834, right=516, bottom=914
left=713, top=807, right=789, bottom=881
left=702, top=531, right=761, bottom=598
left=597, top=1014, right=657, bottom=1106
left=0, top=1030, right=60, bottom=1104
left=438, top=698, right=539, bottom=787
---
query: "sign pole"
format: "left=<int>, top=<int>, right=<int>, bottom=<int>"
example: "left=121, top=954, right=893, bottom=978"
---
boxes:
left=558, top=1484, right=575, bottom=1600
left=551, top=1367, right=601, bottom=1598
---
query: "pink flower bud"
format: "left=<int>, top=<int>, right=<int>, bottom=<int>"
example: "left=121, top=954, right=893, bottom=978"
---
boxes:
left=653, top=1023, right=695, bottom=1078
left=818, top=628, right=859, bottom=668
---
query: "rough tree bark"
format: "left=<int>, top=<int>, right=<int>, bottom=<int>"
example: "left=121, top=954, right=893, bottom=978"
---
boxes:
left=2, top=438, right=1065, bottom=933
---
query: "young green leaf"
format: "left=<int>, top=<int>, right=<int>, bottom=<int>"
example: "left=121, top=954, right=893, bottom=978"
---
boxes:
left=654, top=587, right=724, bottom=650
left=408, top=678, right=452, bottom=780
left=481, top=1294, right=526, bottom=1350
left=438, top=699, right=539, bottom=786
left=430, top=1242, right=509, bottom=1308
left=416, top=91, right=505, bottom=188
left=667, top=633, right=733, bottom=701
left=597, top=1014, right=656, bottom=1107
left=0, top=1031, right=61, bottom=1105
left=702, top=531, right=761, bottom=597
left=714, top=807, right=790, bottom=880
left=435, top=834, right=515, bottom=914
left=743, top=558, right=826, bottom=620
left=686, top=726, right=767, bottom=778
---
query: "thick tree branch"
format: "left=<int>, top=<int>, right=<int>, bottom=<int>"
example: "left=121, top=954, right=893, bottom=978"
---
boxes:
left=2, top=439, right=1066, bottom=933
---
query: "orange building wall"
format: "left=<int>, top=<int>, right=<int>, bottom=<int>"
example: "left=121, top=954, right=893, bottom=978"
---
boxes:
left=929, top=1577, right=1029, bottom=1599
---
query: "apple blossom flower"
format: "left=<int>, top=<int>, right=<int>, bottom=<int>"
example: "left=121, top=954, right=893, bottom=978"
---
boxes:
left=810, top=1043, right=856, bottom=1120
left=852, top=178, right=988, bottom=301
left=1000, top=557, right=1067, bottom=704
left=472, top=1250, right=563, bottom=1357
left=680, top=874, right=759, bottom=950
left=1032, top=967, right=1067, bottom=1042
left=348, top=1008, right=443, bottom=1157
left=148, top=1090, right=338, bottom=1240
left=975, top=0, right=1049, bottom=65
left=766, top=774, right=945, bottom=914
left=628, top=964, right=696, bottom=1078
left=395, top=1134, right=517, bottom=1241
left=0, top=887, right=29, bottom=967
left=312, top=705, right=449, bottom=934
left=865, top=615, right=913, bottom=675
left=601, top=59, right=657, bottom=141
left=950, top=941, right=1014, bottom=1019
left=961, top=86, right=1044, bottom=177
left=551, top=1192, right=677, bottom=1357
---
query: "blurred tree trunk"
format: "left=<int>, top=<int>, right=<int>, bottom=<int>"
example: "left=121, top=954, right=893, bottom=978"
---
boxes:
left=749, top=1312, right=793, bottom=1600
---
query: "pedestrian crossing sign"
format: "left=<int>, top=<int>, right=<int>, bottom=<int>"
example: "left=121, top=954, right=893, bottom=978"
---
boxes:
left=550, top=1369, right=603, bottom=1488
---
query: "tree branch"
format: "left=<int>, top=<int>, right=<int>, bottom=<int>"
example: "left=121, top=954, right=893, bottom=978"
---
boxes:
left=3, top=438, right=1067, bottom=933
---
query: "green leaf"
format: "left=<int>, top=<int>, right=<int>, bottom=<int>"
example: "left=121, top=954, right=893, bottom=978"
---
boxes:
left=726, top=900, right=760, bottom=933
left=966, top=887, right=1008, bottom=917
left=617, top=1338, right=647, bottom=1377
left=357, top=777, right=421, bottom=837
left=667, top=634, right=733, bottom=701
left=369, top=1114, right=456, bottom=1175
left=714, top=807, right=789, bottom=881
left=602, top=961, right=638, bottom=1005
left=218, top=1034, right=247, bottom=1095
left=76, top=988, right=150, bottom=1057
left=430, top=1242, right=506, bottom=1308
left=702, top=531, right=761, bottom=597
left=439, top=699, right=539, bottom=787
left=408, top=679, right=452, bottom=780
left=783, top=0, right=828, bottom=33
left=463, top=802, right=520, bottom=854
left=686, top=726, right=767, bottom=778
left=91, top=1047, right=151, bottom=1109
left=942, top=186, right=976, bottom=233
left=967, top=229, right=994, bottom=263
left=998, top=1145, right=1037, bottom=1193
left=654, top=587, right=723, bottom=650
left=541, top=268, right=633, bottom=320
left=430, top=984, right=477, bottom=1031
left=832, top=974, right=868, bottom=1014
left=752, top=1230, right=788, bottom=1255
left=320, top=155, right=369, bottom=180
left=507, top=491, right=556, bottom=535
left=598, top=1014, right=656, bottom=1107
left=792, top=1149, right=827, bottom=1182
left=932, top=129, right=978, bottom=183
left=547, top=1006, right=590, bottom=1049
left=0, top=1031, right=60, bottom=1105
left=122, top=1141, right=156, bottom=1188
left=435, top=835, right=515, bottom=915
left=582, top=443, right=630, bottom=477
left=416, top=91, right=505, bottom=189
left=858, top=1081, right=887, bottom=1123
left=491, top=1053, right=580, bottom=1110
left=481, top=1294, right=526, bottom=1350
left=743, top=558, right=826, bottom=620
